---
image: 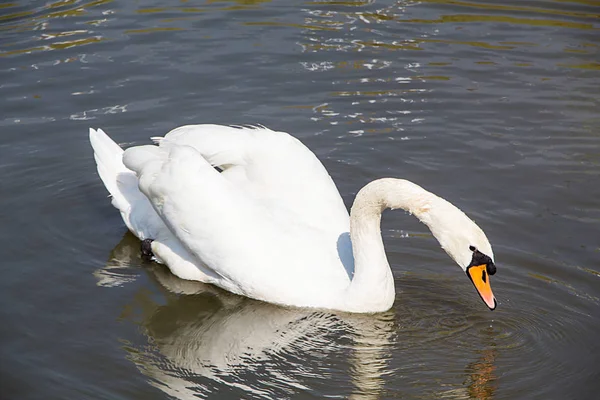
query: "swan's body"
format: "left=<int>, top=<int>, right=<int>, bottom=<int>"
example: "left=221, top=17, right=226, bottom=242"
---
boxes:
left=90, top=125, right=497, bottom=313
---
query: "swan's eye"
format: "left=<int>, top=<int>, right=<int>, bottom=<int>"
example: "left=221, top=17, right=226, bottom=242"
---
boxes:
left=469, top=245, right=477, bottom=252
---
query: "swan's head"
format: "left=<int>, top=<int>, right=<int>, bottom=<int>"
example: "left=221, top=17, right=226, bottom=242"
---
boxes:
left=420, top=198, right=497, bottom=310
left=464, top=245, right=497, bottom=310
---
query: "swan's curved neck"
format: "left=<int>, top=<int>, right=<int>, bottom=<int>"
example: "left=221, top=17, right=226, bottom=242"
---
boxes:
left=346, top=178, right=436, bottom=312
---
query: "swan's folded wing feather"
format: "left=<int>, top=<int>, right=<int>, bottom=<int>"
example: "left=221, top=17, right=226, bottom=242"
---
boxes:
left=91, top=128, right=267, bottom=292
left=126, top=144, right=281, bottom=296
left=160, top=124, right=252, bottom=168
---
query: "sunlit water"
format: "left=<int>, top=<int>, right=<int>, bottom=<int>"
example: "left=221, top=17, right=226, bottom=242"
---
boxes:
left=1, top=1, right=599, bottom=399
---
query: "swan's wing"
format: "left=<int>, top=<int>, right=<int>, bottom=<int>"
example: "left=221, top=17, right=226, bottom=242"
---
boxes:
left=90, top=129, right=224, bottom=284
left=123, top=143, right=291, bottom=298
left=154, top=125, right=350, bottom=232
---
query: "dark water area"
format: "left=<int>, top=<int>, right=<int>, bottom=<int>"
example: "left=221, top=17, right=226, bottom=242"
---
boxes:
left=1, top=0, right=599, bottom=399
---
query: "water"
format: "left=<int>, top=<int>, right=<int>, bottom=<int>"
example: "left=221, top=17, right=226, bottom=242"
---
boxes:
left=1, top=0, right=599, bottom=399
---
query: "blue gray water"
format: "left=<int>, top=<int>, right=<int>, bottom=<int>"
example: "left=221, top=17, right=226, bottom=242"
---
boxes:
left=1, top=1, right=599, bottom=399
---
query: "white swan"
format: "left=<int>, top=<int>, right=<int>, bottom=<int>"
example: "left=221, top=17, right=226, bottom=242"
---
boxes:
left=90, top=124, right=497, bottom=313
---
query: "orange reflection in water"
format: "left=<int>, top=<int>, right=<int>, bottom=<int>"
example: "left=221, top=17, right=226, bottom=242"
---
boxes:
left=465, top=348, right=498, bottom=400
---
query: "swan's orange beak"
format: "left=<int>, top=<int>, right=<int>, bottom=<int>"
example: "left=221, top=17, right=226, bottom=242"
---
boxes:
left=466, top=264, right=497, bottom=310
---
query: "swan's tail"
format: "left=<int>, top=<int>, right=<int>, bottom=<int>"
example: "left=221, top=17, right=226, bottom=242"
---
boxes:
left=89, top=128, right=163, bottom=240
left=89, top=128, right=131, bottom=213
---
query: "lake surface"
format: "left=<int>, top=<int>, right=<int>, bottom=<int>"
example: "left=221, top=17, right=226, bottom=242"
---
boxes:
left=1, top=0, right=599, bottom=399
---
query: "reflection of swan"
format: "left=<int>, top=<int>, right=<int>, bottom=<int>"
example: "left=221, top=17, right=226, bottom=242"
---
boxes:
left=93, top=232, right=141, bottom=287
left=434, top=331, right=498, bottom=400
left=464, top=348, right=497, bottom=400
left=102, top=235, right=395, bottom=399
left=90, top=124, right=497, bottom=312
